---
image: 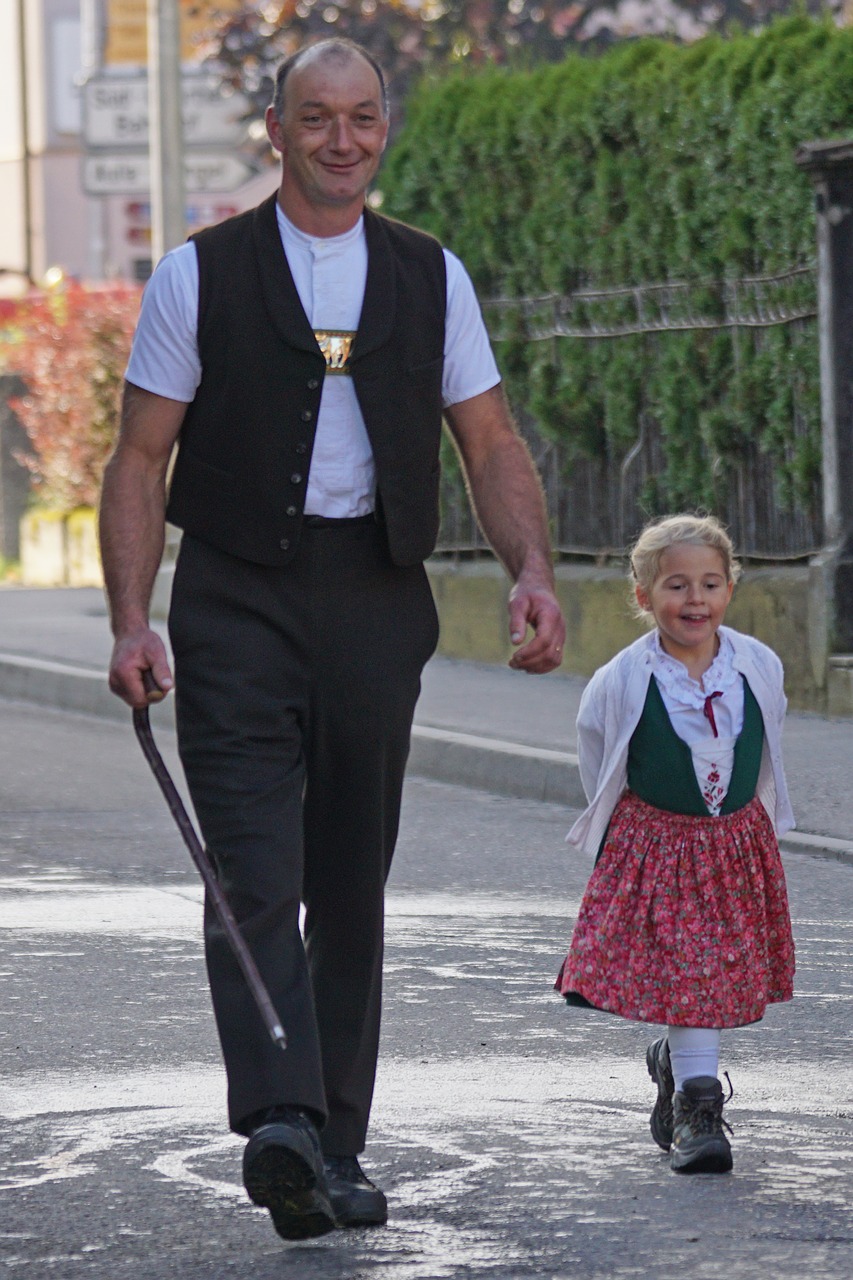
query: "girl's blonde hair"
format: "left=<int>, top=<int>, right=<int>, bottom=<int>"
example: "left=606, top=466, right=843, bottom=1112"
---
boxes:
left=629, top=514, right=741, bottom=617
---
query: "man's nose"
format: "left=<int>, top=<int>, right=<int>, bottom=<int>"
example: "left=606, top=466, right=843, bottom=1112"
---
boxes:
left=329, top=117, right=353, bottom=150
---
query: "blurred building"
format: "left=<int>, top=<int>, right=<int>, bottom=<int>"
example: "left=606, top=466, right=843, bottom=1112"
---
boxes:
left=0, top=0, right=272, bottom=294
left=0, top=0, right=84, bottom=291
left=3, top=1, right=853, bottom=295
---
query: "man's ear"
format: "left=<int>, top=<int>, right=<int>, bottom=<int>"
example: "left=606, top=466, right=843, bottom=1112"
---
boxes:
left=265, top=105, right=284, bottom=155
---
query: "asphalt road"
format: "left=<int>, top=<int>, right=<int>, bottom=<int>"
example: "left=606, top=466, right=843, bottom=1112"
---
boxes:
left=1, top=700, right=852, bottom=1278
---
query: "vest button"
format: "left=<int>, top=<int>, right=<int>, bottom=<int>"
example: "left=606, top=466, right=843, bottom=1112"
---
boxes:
left=295, top=442, right=307, bottom=454
left=279, top=538, right=290, bottom=550
left=286, top=505, right=297, bottom=517
left=300, top=409, right=313, bottom=422
left=290, top=473, right=302, bottom=485
left=307, top=378, right=320, bottom=390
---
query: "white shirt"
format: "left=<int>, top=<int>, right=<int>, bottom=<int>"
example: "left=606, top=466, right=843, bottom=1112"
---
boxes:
left=567, top=626, right=795, bottom=855
left=126, top=206, right=501, bottom=517
left=652, top=631, right=744, bottom=816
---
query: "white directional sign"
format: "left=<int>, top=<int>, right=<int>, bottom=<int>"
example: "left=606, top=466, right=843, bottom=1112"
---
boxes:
left=83, top=152, right=255, bottom=196
left=183, top=153, right=255, bottom=194
left=83, top=76, right=251, bottom=148
left=83, top=154, right=149, bottom=195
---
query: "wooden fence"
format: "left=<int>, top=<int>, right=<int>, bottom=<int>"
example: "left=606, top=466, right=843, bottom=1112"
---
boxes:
left=436, top=263, right=822, bottom=560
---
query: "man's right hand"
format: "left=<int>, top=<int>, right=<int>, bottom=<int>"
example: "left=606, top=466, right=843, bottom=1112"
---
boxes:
left=108, top=627, right=174, bottom=710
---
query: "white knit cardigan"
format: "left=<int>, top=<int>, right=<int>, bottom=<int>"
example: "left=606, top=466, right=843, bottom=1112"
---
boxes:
left=566, top=625, right=795, bottom=855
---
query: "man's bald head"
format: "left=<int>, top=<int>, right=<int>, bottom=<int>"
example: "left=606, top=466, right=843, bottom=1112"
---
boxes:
left=271, top=39, right=389, bottom=123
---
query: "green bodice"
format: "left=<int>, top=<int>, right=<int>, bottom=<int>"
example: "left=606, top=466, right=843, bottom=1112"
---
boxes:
left=627, top=675, right=764, bottom=817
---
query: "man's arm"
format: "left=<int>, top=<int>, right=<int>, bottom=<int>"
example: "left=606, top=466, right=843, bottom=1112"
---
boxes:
left=99, top=382, right=188, bottom=708
left=444, top=383, right=565, bottom=674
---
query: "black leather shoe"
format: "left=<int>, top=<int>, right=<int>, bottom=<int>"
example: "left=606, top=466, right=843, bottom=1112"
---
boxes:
left=243, top=1109, right=336, bottom=1240
left=323, top=1156, right=387, bottom=1228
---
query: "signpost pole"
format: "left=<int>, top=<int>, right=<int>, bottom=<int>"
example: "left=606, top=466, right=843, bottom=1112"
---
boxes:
left=80, top=0, right=107, bottom=280
left=147, top=0, right=185, bottom=264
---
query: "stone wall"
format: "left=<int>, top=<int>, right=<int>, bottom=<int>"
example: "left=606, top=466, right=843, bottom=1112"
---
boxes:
left=427, top=559, right=822, bottom=711
left=18, top=507, right=103, bottom=587
left=152, top=550, right=839, bottom=712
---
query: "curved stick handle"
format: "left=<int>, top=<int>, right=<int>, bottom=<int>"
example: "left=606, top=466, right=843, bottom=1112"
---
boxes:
left=133, top=675, right=287, bottom=1050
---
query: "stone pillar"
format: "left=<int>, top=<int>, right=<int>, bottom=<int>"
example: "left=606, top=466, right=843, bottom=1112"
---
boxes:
left=0, top=375, right=31, bottom=563
left=796, top=138, right=853, bottom=651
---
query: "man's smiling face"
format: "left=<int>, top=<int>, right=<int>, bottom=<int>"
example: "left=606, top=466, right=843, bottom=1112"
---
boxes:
left=266, top=49, right=389, bottom=230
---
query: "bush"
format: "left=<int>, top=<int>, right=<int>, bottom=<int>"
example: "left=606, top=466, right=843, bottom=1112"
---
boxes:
left=3, top=281, right=141, bottom=512
left=380, top=15, right=852, bottom=538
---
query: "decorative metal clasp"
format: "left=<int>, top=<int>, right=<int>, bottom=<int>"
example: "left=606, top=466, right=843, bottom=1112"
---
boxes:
left=315, top=329, right=355, bottom=375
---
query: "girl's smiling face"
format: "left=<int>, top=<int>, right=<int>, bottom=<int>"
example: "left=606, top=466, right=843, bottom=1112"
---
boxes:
left=636, top=542, right=734, bottom=672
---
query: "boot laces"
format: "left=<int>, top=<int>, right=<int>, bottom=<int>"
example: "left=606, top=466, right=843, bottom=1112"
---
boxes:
left=683, top=1072, right=734, bottom=1138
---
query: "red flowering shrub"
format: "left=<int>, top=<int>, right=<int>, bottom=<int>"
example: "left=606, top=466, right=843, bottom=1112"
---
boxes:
left=6, top=281, right=142, bottom=511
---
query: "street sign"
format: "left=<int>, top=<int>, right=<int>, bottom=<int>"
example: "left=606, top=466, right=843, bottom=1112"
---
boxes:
left=104, top=0, right=241, bottom=67
left=124, top=201, right=239, bottom=224
left=184, top=154, right=255, bottom=193
left=124, top=201, right=239, bottom=243
left=83, top=152, right=255, bottom=196
left=83, top=75, right=251, bottom=148
left=84, top=154, right=149, bottom=195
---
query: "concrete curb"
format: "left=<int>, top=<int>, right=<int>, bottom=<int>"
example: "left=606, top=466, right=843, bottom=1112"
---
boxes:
left=408, top=725, right=585, bottom=808
left=0, top=652, right=136, bottom=724
left=1, top=652, right=850, bottom=867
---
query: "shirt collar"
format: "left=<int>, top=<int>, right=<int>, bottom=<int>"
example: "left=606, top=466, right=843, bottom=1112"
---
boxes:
left=275, top=203, right=365, bottom=253
left=651, top=629, right=739, bottom=708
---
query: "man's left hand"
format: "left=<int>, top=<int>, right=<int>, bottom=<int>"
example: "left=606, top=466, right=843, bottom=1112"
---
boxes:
left=507, top=581, right=566, bottom=674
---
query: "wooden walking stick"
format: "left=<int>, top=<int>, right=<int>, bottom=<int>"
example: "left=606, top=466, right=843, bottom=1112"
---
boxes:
left=133, top=673, right=287, bottom=1051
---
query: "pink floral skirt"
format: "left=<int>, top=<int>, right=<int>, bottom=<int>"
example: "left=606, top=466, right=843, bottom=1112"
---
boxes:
left=555, top=791, right=795, bottom=1027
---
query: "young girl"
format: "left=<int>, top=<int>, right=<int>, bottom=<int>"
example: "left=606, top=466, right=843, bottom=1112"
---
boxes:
left=555, top=514, right=795, bottom=1174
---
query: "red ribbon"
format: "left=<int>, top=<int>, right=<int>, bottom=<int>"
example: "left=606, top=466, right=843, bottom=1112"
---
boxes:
left=703, top=691, right=723, bottom=738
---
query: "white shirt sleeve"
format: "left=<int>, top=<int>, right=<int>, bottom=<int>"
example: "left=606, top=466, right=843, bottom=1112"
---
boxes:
left=125, top=241, right=501, bottom=409
left=125, top=242, right=201, bottom=403
left=441, top=249, right=501, bottom=408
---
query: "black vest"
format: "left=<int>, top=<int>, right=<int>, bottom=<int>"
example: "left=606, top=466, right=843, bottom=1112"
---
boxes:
left=166, top=194, right=447, bottom=567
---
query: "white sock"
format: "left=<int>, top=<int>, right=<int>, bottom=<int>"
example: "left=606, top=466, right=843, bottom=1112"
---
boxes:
left=667, top=1026, right=721, bottom=1091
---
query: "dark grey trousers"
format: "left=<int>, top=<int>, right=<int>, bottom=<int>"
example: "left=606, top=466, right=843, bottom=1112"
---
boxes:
left=168, top=521, right=439, bottom=1154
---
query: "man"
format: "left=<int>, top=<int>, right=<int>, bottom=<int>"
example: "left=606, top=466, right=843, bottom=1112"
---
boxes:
left=100, top=38, right=565, bottom=1242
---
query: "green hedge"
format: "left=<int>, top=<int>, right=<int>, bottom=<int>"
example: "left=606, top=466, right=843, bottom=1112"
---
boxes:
left=380, top=15, right=853, bottom=524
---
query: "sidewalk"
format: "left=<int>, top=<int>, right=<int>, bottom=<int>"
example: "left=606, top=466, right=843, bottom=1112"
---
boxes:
left=1, top=584, right=852, bottom=863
